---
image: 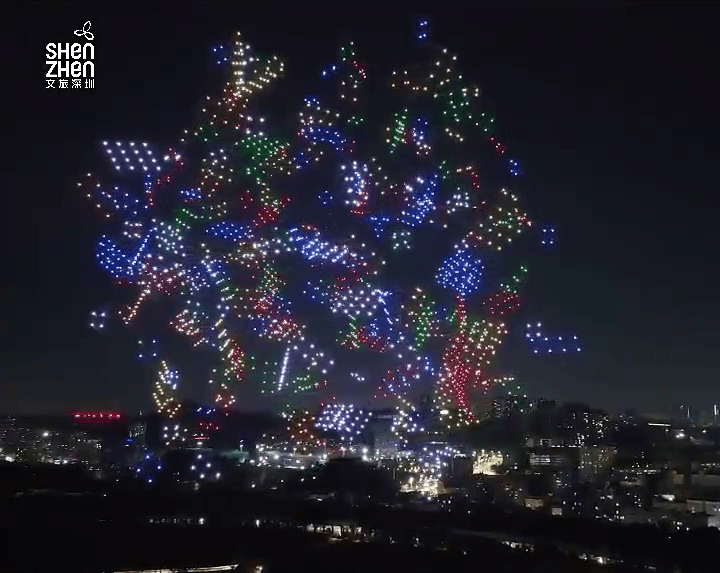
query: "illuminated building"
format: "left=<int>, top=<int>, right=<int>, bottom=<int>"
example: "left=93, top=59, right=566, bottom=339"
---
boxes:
left=578, top=446, right=617, bottom=481
left=128, top=421, right=146, bottom=447
left=528, top=450, right=572, bottom=468
left=491, top=394, right=529, bottom=418
left=0, top=416, right=15, bottom=460
left=369, top=409, right=398, bottom=458
left=473, top=450, right=503, bottom=475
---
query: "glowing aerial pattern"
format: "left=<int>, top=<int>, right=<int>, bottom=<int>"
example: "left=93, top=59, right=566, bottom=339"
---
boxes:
left=436, top=247, right=484, bottom=297
left=137, top=338, right=158, bottom=361
left=153, top=361, right=181, bottom=418
left=316, top=403, right=370, bottom=443
left=83, top=21, right=581, bottom=440
left=525, top=322, right=581, bottom=354
left=261, top=342, right=333, bottom=395
left=89, top=308, right=107, bottom=331
left=542, top=225, right=556, bottom=246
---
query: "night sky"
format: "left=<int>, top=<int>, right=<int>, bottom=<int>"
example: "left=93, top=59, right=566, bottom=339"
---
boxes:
left=4, top=2, right=720, bottom=416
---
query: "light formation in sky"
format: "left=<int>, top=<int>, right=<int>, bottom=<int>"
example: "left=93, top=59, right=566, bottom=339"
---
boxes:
left=82, top=20, right=579, bottom=446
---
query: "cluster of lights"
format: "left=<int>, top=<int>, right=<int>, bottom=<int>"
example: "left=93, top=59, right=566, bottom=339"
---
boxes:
left=525, top=322, right=581, bottom=354
left=542, top=225, right=556, bottom=246
left=416, top=19, right=430, bottom=41
left=153, top=361, right=181, bottom=418
left=261, top=342, right=334, bottom=395
left=147, top=151, right=184, bottom=207
left=154, top=220, right=187, bottom=257
left=73, top=412, right=123, bottom=421
left=390, top=228, right=412, bottom=251
left=436, top=247, right=484, bottom=297
left=188, top=450, right=221, bottom=481
left=283, top=227, right=369, bottom=270
left=342, top=161, right=372, bottom=215
left=321, top=42, right=366, bottom=103
left=212, top=44, right=230, bottom=65
left=458, top=189, right=531, bottom=252
left=137, top=338, right=158, bottom=360
left=470, top=374, right=519, bottom=394
left=284, top=409, right=326, bottom=455
left=95, top=235, right=149, bottom=280
left=230, top=33, right=284, bottom=98
left=473, top=450, right=504, bottom=475
left=207, top=221, right=252, bottom=241
left=390, top=47, right=491, bottom=141
left=83, top=23, right=571, bottom=426
left=350, top=371, right=366, bottom=384
left=162, top=424, right=188, bottom=447
left=499, top=265, right=528, bottom=294
left=391, top=397, right=425, bottom=447
left=409, top=118, right=431, bottom=154
left=102, top=141, right=160, bottom=173
left=483, top=290, right=521, bottom=317
left=89, top=309, right=107, bottom=331
left=441, top=164, right=480, bottom=215
left=239, top=134, right=293, bottom=179
left=399, top=175, right=438, bottom=227
left=398, top=444, right=464, bottom=496
left=84, top=180, right=148, bottom=220
left=387, top=110, right=409, bottom=152
left=180, top=187, right=203, bottom=202
left=402, top=287, right=436, bottom=349
left=386, top=112, right=431, bottom=156
left=330, top=285, right=389, bottom=318
left=375, top=363, right=422, bottom=399
left=466, top=319, right=508, bottom=369
left=123, top=220, right=144, bottom=239
left=435, top=308, right=508, bottom=427
left=316, top=403, right=370, bottom=443
left=483, top=265, right=528, bottom=317
left=488, top=136, right=506, bottom=155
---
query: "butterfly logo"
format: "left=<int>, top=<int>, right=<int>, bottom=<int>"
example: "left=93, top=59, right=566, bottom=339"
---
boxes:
left=74, top=21, right=94, bottom=41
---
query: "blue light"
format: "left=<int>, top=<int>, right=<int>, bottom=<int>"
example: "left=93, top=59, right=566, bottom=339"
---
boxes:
left=541, top=225, right=556, bottom=246
left=301, top=125, right=349, bottom=152
left=319, top=190, right=333, bottom=206
left=294, top=151, right=313, bottom=168
left=416, top=19, right=430, bottom=41
left=399, top=174, right=438, bottom=227
left=436, top=247, right=484, bottom=297
left=137, top=338, right=158, bottom=361
left=367, top=214, right=392, bottom=238
left=96, top=234, right=151, bottom=279
left=206, top=222, right=251, bottom=241
left=508, top=159, right=522, bottom=176
left=181, top=187, right=203, bottom=202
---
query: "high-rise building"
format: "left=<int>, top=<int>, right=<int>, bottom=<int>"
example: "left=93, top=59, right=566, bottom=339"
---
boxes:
left=559, top=403, right=610, bottom=446
left=491, top=394, right=530, bottom=419
left=0, top=417, right=15, bottom=458
left=370, top=410, right=398, bottom=458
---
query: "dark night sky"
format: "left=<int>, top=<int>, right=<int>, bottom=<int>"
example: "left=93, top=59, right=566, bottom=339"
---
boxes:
left=3, top=2, right=720, bottom=416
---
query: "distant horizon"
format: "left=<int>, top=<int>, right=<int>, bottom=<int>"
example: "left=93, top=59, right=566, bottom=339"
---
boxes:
left=4, top=399, right=717, bottom=420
